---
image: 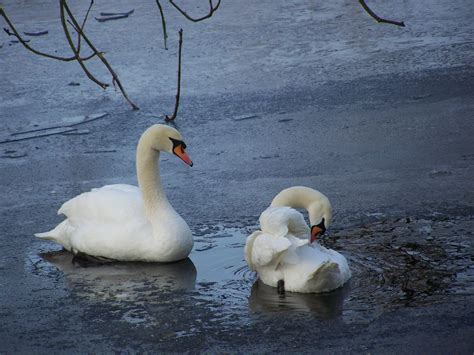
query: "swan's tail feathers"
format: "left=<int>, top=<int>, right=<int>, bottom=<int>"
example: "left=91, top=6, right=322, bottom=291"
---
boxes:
left=35, top=231, right=55, bottom=240
left=35, top=220, right=71, bottom=250
left=307, top=261, right=342, bottom=292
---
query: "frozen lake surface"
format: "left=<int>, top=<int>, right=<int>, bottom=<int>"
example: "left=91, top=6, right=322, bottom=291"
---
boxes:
left=1, top=0, right=473, bottom=352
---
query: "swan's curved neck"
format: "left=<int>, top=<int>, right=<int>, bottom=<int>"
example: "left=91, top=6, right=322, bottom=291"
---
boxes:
left=270, top=187, right=332, bottom=226
left=136, top=139, right=169, bottom=220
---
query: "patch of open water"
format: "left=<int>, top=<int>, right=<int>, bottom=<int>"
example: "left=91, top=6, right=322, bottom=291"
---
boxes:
left=25, top=216, right=473, bottom=336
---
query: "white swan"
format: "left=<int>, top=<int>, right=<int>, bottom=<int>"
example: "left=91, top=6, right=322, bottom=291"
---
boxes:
left=35, top=124, right=194, bottom=262
left=245, top=186, right=351, bottom=293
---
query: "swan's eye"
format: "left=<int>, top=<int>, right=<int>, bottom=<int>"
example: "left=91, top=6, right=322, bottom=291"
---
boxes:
left=316, top=218, right=326, bottom=234
left=310, top=218, right=326, bottom=243
left=169, top=137, right=185, bottom=149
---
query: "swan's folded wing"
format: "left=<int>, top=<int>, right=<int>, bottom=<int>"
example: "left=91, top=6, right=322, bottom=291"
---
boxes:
left=250, top=233, right=292, bottom=269
left=244, top=231, right=261, bottom=271
left=281, top=235, right=310, bottom=264
left=259, top=206, right=310, bottom=238
left=305, top=261, right=344, bottom=293
left=58, top=184, right=145, bottom=223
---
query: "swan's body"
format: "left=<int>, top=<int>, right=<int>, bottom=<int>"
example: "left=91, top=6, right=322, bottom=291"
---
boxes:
left=245, top=187, right=351, bottom=293
left=35, top=125, right=194, bottom=262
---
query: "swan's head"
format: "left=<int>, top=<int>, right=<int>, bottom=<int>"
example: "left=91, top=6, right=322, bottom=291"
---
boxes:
left=145, top=124, right=193, bottom=166
left=308, top=199, right=332, bottom=243
left=270, top=186, right=332, bottom=243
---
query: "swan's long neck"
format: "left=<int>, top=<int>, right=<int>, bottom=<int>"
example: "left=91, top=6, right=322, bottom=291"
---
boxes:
left=136, top=137, right=170, bottom=221
left=270, top=186, right=332, bottom=227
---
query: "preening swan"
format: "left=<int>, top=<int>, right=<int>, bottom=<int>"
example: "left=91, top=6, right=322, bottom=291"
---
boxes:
left=245, top=186, right=351, bottom=293
left=36, top=124, right=194, bottom=262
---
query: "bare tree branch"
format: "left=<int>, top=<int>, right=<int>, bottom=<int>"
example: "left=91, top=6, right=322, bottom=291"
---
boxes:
left=169, top=0, right=221, bottom=22
left=59, top=1, right=108, bottom=89
left=165, top=29, right=183, bottom=122
left=0, top=7, right=96, bottom=61
left=76, top=0, right=94, bottom=53
left=155, top=0, right=168, bottom=50
left=61, top=0, right=139, bottom=110
left=358, top=0, right=405, bottom=27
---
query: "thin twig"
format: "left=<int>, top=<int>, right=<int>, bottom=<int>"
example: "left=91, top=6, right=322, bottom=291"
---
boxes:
left=99, top=9, right=134, bottom=17
left=165, top=29, right=183, bottom=122
left=11, top=113, right=109, bottom=136
left=62, top=0, right=139, bottom=110
left=76, top=0, right=94, bottom=54
left=95, top=10, right=134, bottom=23
left=95, top=15, right=129, bottom=22
left=0, top=7, right=96, bottom=61
left=0, top=128, right=78, bottom=144
left=155, top=0, right=168, bottom=50
left=358, top=0, right=405, bottom=27
left=169, top=0, right=221, bottom=22
left=23, top=30, right=48, bottom=36
left=60, top=1, right=108, bottom=89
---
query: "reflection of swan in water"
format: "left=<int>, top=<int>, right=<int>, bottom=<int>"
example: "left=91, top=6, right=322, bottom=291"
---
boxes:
left=249, top=279, right=350, bottom=318
left=40, top=250, right=196, bottom=301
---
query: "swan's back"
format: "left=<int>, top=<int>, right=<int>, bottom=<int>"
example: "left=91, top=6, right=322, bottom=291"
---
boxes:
left=37, top=184, right=151, bottom=257
left=59, top=184, right=145, bottom=223
left=259, top=206, right=310, bottom=238
left=245, top=207, right=304, bottom=273
left=245, top=206, right=310, bottom=272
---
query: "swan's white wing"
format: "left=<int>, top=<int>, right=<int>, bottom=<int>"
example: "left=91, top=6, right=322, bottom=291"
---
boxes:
left=244, top=231, right=261, bottom=271
left=246, top=207, right=309, bottom=274
left=281, top=244, right=351, bottom=293
left=48, top=184, right=152, bottom=258
left=250, top=232, right=291, bottom=269
left=245, top=230, right=296, bottom=271
left=321, top=246, right=352, bottom=282
left=59, top=184, right=145, bottom=224
left=259, top=206, right=310, bottom=238
left=280, top=234, right=309, bottom=265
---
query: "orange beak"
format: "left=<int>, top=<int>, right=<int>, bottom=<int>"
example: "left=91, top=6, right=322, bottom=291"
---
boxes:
left=310, top=225, right=323, bottom=243
left=173, top=145, right=193, bottom=166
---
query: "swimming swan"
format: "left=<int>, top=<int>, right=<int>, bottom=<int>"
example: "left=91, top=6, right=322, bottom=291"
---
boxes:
left=245, top=186, right=351, bottom=293
left=36, top=124, right=194, bottom=262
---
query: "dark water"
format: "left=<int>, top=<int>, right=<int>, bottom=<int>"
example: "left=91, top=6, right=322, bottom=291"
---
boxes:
left=25, top=216, right=473, bottom=337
